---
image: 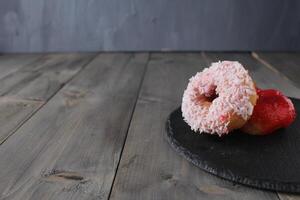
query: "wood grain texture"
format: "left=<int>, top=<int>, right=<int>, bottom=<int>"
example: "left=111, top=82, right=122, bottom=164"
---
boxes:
left=0, top=0, right=300, bottom=52
left=0, top=55, right=44, bottom=144
left=0, top=53, right=96, bottom=100
left=254, top=53, right=300, bottom=88
left=0, top=53, right=96, bottom=145
left=0, top=54, right=42, bottom=79
left=203, top=53, right=300, bottom=98
left=0, top=97, right=43, bottom=144
left=0, top=53, right=149, bottom=200
left=109, top=53, right=277, bottom=200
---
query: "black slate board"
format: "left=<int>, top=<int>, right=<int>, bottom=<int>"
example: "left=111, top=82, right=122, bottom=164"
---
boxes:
left=166, top=98, right=300, bottom=193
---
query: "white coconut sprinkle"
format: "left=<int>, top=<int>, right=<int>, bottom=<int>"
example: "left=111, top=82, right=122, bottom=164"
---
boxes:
left=181, top=61, right=256, bottom=136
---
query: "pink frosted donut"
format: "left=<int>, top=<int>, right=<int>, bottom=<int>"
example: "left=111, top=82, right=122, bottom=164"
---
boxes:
left=182, top=61, right=258, bottom=136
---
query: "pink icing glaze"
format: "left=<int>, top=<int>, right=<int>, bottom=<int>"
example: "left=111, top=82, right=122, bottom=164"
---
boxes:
left=181, top=61, right=256, bottom=136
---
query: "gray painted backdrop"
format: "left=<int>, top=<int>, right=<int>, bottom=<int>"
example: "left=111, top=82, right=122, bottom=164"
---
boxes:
left=0, top=0, right=300, bottom=52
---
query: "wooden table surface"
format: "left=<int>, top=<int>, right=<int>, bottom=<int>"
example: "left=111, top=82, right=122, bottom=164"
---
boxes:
left=0, top=52, right=299, bottom=200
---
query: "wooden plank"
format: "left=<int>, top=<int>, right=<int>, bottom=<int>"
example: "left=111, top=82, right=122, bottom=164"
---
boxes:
left=0, top=53, right=149, bottom=200
left=0, top=98, right=43, bottom=144
left=110, top=53, right=278, bottom=200
left=0, top=54, right=42, bottom=80
left=0, top=53, right=96, bottom=100
left=0, top=53, right=96, bottom=145
left=253, top=53, right=300, bottom=88
left=0, top=54, right=43, bottom=144
left=203, top=53, right=300, bottom=98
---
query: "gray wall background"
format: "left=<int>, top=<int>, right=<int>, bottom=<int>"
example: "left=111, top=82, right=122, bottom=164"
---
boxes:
left=0, top=0, right=300, bottom=52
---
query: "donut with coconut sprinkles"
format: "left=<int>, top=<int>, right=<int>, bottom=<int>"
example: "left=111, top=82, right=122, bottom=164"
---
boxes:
left=181, top=61, right=258, bottom=136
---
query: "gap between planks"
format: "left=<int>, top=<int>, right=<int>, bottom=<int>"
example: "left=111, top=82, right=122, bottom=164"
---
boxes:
left=107, top=53, right=151, bottom=199
left=0, top=97, right=44, bottom=145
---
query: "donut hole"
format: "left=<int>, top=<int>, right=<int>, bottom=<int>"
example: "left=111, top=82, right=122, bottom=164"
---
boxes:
left=194, top=85, right=218, bottom=104
left=206, top=92, right=218, bottom=102
left=204, top=85, right=218, bottom=102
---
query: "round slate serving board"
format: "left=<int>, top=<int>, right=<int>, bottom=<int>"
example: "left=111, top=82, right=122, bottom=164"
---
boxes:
left=166, top=97, right=300, bottom=193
